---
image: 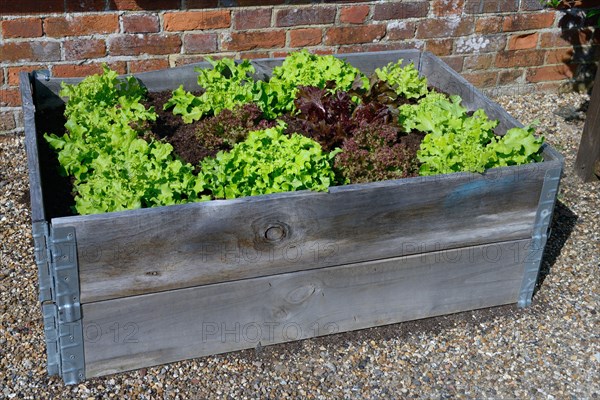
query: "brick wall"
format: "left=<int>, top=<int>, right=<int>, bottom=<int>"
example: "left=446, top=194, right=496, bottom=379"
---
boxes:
left=1, top=0, right=598, bottom=135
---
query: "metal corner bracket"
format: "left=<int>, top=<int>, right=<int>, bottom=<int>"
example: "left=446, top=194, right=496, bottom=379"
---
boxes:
left=518, top=166, right=563, bottom=308
left=33, top=222, right=85, bottom=384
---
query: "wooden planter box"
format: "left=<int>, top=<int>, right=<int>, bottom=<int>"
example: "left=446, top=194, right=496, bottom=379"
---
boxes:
left=20, top=50, right=563, bottom=384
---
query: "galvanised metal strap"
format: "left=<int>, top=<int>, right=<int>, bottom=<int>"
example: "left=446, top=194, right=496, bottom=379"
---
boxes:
left=518, top=166, right=562, bottom=308
left=34, top=222, right=85, bottom=384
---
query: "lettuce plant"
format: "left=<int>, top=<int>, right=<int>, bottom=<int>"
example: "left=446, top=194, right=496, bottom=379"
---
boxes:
left=400, top=92, right=544, bottom=175
left=374, top=59, right=429, bottom=100
left=44, top=57, right=547, bottom=216
left=45, top=66, right=203, bottom=215
left=164, top=58, right=259, bottom=123
left=195, top=103, right=274, bottom=157
left=334, top=124, right=423, bottom=183
left=164, top=51, right=369, bottom=122
left=198, top=125, right=339, bottom=199
left=280, top=85, right=356, bottom=150
left=268, top=50, right=369, bottom=115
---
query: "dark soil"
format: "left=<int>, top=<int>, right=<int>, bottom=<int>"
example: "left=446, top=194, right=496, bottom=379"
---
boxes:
left=145, top=91, right=209, bottom=168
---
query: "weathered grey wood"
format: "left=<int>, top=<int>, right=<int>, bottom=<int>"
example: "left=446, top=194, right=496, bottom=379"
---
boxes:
left=20, top=72, right=46, bottom=222
left=83, top=239, right=531, bottom=377
left=574, top=69, right=600, bottom=182
left=53, top=163, right=550, bottom=303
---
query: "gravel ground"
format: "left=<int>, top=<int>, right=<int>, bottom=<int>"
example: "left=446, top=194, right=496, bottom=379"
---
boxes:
left=1, top=91, right=599, bottom=399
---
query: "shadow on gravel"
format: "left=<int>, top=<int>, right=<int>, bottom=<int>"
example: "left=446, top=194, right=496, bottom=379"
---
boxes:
left=534, top=200, right=579, bottom=295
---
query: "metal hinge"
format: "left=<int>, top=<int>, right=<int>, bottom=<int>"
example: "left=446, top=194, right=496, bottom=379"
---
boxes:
left=33, top=222, right=85, bottom=384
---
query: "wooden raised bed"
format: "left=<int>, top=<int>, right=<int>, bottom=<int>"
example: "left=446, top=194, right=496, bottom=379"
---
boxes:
left=20, top=50, right=563, bottom=384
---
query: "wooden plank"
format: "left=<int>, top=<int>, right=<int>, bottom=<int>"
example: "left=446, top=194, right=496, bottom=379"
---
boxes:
left=20, top=72, right=46, bottom=222
left=52, top=163, right=549, bottom=303
left=574, top=69, right=600, bottom=182
left=83, top=239, right=531, bottom=378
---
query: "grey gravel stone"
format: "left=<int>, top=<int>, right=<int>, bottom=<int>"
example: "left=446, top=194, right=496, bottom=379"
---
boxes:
left=0, top=91, right=599, bottom=398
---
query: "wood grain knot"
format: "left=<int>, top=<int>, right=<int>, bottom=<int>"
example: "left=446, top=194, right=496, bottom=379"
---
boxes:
left=286, top=284, right=317, bottom=304
left=264, top=224, right=287, bottom=242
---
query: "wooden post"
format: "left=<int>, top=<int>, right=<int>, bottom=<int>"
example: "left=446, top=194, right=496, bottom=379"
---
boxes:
left=574, top=67, right=600, bottom=182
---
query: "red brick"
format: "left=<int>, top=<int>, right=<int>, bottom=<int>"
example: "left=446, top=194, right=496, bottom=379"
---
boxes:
left=540, top=29, right=598, bottom=48
left=64, top=39, right=106, bottom=60
left=44, top=14, right=119, bottom=37
left=222, top=31, right=285, bottom=51
left=122, top=14, right=160, bottom=33
left=432, top=0, right=464, bottom=16
left=508, top=33, right=539, bottom=50
left=387, top=21, right=416, bottom=41
left=109, top=34, right=182, bottom=56
left=238, top=51, right=271, bottom=60
left=475, top=16, right=503, bottom=34
left=0, top=42, right=61, bottom=62
left=455, top=35, right=506, bottom=54
left=233, top=9, right=271, bottom=30
left=536, top=81, right=564, bottom=92
left=425, top=38, right=453, bottom=56
left=164, top=11, right=231, bottom=31
left=545, top=48, right=574, bottom=64
left=128, top=59, right=170, bottom=74
left=463, top=71, right=498, bottom=88
left=521, top=0, right=544, bottom=11
left=289, top=28, right=322, bottom=47
left=184, top=33, right=218, bottom=54
left=338, top=41, right=426, bottom=54
left=170, top=55, right=219, bottom=67
left=527, top=64, right=577, bottom=82
left=276, top=7, right=336, bottom=27
left=325, top=25, right=385, bottom=45
left=416, top=18, right=473, bottom=39
left=465, top=0, right=518, bottom=14
left=440, top=55, right=464, bottom=72
left=540, top=31, right=564, bottom=48
left=52, top=62, right=127, bottom=78
left=498, top=69, right=524, bottom=85
left=463, top=54, right=494, bottom=70
left=66, top=0, right=105, bottom=12
left=7, top=66, right=45, bottom=86
left=372, top=1, right=428, bottom=20
left=496, top=50, right=546, bottom=68
left=0, top=112, right=16, bottom=132
left=2, top=18, right=43, bottom=38
left=313, top=48, right=335, bottom=55
left=0, top=89, right=21, bottom=107
left=503, top=13, right=555, bottom=32
left=0, top=0, right=63, bottom=14
left=340, top=5, right=370, bottom=24
left=109, top=0, right=180, bottom=10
